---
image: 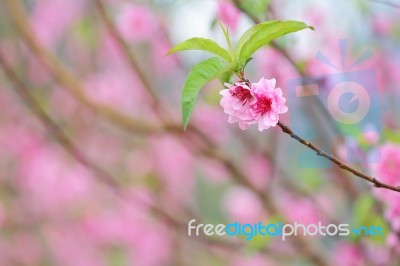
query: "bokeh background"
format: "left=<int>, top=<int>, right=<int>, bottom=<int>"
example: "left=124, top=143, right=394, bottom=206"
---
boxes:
left=0, top=0, right=400, bottom=265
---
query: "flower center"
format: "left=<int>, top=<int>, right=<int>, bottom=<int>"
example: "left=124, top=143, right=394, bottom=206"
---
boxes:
left=230, top=86, right=252, bottom=103
left=252, top=96, right=272, bottom=116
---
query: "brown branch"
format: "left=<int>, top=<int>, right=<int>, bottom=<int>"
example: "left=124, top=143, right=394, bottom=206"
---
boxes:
left=93, top=0, right=163, bottom=114
left=277, top=121, right=400, bottom=193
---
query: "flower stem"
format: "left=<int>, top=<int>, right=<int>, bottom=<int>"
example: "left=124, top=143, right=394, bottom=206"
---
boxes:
left=277, top=121, right=400, bottom=193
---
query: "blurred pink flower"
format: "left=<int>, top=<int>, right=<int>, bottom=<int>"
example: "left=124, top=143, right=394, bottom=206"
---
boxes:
left=372, top=15, right=393, bottom=35
left=387, top=233, right=400, bottom=254
left=45, top=225, right=103, bottom=266
left=250, top=78, right=288, bottom=131
left=10, top=233, right=42, bottom=266
left=18, top=145, right=94, bottom=216
left=257, top=48, right=297, bottom=86
left=128, top=223, right=171, bottom=266
left=150, top=136, right=194, bottom=204
left=220, top=82, right=256, bottom=130
left=332, top=243, right=365, bottom=266
left=222, top=186, right=265, bottom=224
left=117, top=4, right=158, bottom=42
left=217, top=1, right=241, bottom=31
left=151, top=38, right=179, bottom=74
left=193, top=105, right=231, bottom=143
left=31, top=0, right=84, bottom=47
left=371, top=142, right=400, bottom=186
left=84, top=71, right=149, bottom=115
left=230, top=254, right=276, bottom=266
left=244, top=155, right=271, bottom=188
left=362, top=124, right=380, bottom=145
left=280, top=195, right=324, bottom=225
left=199, top=158, right=229, bottom=184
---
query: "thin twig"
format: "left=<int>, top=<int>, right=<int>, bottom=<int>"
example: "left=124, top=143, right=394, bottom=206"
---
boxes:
left=93, top=0, right=163, bottom=114
left=277, top=122, right=400, bottom=193
left=3, top=0, right=164, bottom=134
left=3, top=2, right=329, bottom=264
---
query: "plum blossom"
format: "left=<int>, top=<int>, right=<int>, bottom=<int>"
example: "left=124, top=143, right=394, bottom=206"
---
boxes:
left=332, top=243, right=365, bottom=266
left=117, top=4, right=157, bottom=42
left=222, top=186, right=265, bottom=224
left=370, top=142, right=400, bottom=242
left=219, top=82, right=256, bottom=130
left=219, top=78, right=288, bottom=131
left=250, top=78, right=288, bottom=131
left=371, top=142, right=400, bottom=187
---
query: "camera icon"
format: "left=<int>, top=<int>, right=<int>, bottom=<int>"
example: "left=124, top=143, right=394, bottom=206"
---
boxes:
left=286, top=40, right=382, bottom=168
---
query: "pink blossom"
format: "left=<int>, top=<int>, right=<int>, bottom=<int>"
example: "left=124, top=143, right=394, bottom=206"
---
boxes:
left=151, top=38, right=179, bottom=74
left=219, top=82, right=256, bottom=130
left=371, top=142, right=400, bottom=187
left=280, top=195, right=324, bottom=225
left=150, top=136, right=194, bottom=204
left=117, top=5, right=157, bottom=42
left=387, top=233, right=400, bottom=254
left=257, top=48, right=297, bottom=85
left=250, top=78, right=288, bottom=131
left=230, top=254, right=276, bottom=266
left=220, top=78, right=288, bottom=131
left=362, top=124, right=380, bottom=145
left=217, top=1, right=241, bottom=31
left=372, top=15, right=393, bottom=35
left=30, top=0, right=84, bottom=48
left=244, top=155, right=271, bottom=188
left=199, top=158, right=229, bottom=184
left=332, top=243, right=365, bottom=266
left=194, top=105, right=231, bottom=143
left=10, top=233, right=42, bottom=266
left=222, top=186, right=265, bottom=224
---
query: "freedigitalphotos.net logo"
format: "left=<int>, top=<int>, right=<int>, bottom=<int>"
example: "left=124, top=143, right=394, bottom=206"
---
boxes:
left=286, top=39, right=382, bottom=168
left=188, top=219, right=384, bottom=241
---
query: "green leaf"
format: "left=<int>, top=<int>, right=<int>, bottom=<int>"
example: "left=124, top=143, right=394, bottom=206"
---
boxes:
left=218, top=22, right=234, bottom=57
left=181, top=57, right=227, bottom=129
left=235, top=20, right=313, bottom=69
left=384, top=129, right=400, bottom=144
left=167, top=37, right=231, bottom=62
left=218, top=70, right=234, bottom=84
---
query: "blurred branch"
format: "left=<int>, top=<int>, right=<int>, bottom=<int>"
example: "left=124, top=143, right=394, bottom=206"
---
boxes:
left=3, top=0, right=165, bottom=135
left=0, top=48, right=264, bottom=256
left=277, top=122, right=400, bottom=193
left=93, top=0, right=164, bottom=115
left=0, top=49, right=185, bottom=230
